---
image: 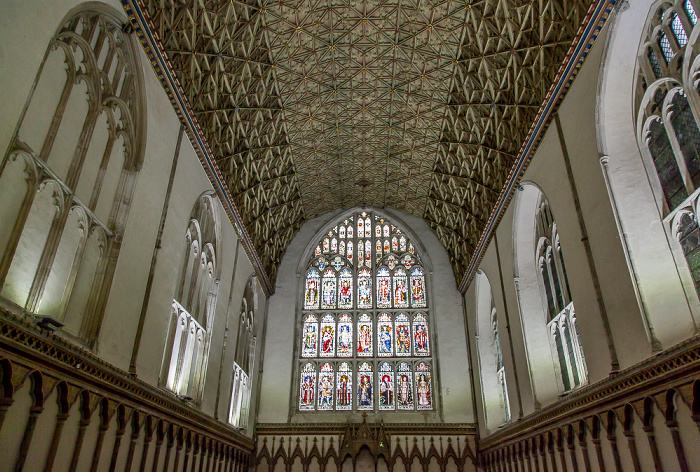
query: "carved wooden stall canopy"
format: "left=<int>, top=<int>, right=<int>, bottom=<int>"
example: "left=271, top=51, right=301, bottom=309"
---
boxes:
left=129, top=0, right=600, bottom=287
left=256, top=417, right=478, bottom=472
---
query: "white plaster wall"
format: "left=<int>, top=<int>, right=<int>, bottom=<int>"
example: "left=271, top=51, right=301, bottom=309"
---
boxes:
left=464, top=18, right=658, bottom=428
left=597, top=0, right=698, bottom=346
left=0, top=0, right=263, bottom=426
left=258, top=208, right=474, bottom=424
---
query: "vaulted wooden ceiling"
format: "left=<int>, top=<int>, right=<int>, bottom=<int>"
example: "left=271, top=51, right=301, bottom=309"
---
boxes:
left=138, top=0, right=593, bottom=285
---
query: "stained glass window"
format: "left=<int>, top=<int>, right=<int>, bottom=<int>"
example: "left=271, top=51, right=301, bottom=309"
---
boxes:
left=378, top=362, right=395, bottom=410
left=393, top=268, right=409, bottom=308
left=395, top=313, right=411, bottom=356
left=297, top=211, right=433, bottom=412
left=302, top=314, right=318, bottom=357
left=338, top=314, right=353, bottom=357
left=397, top=362, right=413, bottom=410
left=378, top=313, right=393, bottom=357
left=318, top=363, right=334, bottom=410
left=338, top=268, right=353, bottom=309
left=321, top=269, right=336, bottom=309
left=357, top=362, right=373, bottom=410
left=357, top=313, right=373, bottom=356
left=320, top=314, right=335, bottom=357
left=415, top=362, right=433, bottom=410
left=304, top=270, right=320, bottom=309
left=299, top=363, right=316, bottom=410
left=413, top=313, right=430, bottom=356
left=336, top=362, right=352, bottom=410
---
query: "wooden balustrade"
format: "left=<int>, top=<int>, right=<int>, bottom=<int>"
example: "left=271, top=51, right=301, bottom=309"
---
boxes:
left=0, top=307, right=253, bottom=472
left=478, top=335, right=700, bottom=472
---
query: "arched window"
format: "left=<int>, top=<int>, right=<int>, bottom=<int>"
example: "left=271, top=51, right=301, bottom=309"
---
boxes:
left=162, top=193, right=221, bottom=402
left=637, top=0, right=700, bottom=294
left=535, top=197, right=587, bottom=392
left=297, top=210, right=434, bottom=412
left=0, top=5, right=145, bottom=344
left=475, top=271, right=510, bottom=431
left=229, top=276, right=258, bottom=429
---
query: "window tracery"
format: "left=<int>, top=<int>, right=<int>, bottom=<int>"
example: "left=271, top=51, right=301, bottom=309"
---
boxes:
left=535, top=198, right=587, bottom=392
left=162, top=193, right=220, bottom=403
left=229, top=277, right=258, bottom=429
left=296, top=211, right=434, bottom=413
left=637, top=0, right=700, bottom=301
left=0, top=6, right=145, bottom=344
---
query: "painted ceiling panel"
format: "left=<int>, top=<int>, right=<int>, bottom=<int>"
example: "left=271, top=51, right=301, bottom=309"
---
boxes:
left=137, top=0, right=594, bottom=286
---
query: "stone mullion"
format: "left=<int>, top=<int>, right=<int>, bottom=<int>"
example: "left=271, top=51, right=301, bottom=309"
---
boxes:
left=0, top=163, right=38, bottom=290
left=25, top=80, right=102, bottom=314
left=38, top=43, right=77, bottom=163
left=87, top=125, right=116, bottom=211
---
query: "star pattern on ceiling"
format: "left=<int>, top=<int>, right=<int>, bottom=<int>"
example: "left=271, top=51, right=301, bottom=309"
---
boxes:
left=137, top=0, right=594, bottom=285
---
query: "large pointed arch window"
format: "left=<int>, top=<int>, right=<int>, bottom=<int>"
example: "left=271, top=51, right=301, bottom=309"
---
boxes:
left=637, top=0, right=700, bottom=296
left=297, top=211, right=434, bottom=412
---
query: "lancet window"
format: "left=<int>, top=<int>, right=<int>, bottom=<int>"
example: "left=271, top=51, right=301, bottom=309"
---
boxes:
left=0, top=6, right=145, bottom=344
left=298, top=211, right=434, bottom=412
left=637, top=0, right=700, bottom=294
left=229, top=277, right=257, bottom=429
left=536, top=198, right=587, bottom=392
left=162, top=193, right=220, bottom=403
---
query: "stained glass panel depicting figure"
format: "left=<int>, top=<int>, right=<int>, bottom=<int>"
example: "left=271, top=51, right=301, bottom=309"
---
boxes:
left=376, top=239, right=382, bottom=261
left=321, top=269, right=337, bottom=309
left=339, top=241, right=345, bottom=256
left=365, top=217, right=371, bottom=234
left=395, top=313, right=411, bottom=356
left=347, top=241, right=353, bottom=264
left=323, top=238, right=329, bottom=253
left=305, top=270, right=320, bottom=309
left=375, top=224, right=381, bottom=237
left=318, top=363, right=334, bottom=411
left=377, top=268, right=391, bottom=308
left=410, top=267, right=426, bottom=308
left=365, top=240, right=372, bottom=266
left=357, top=313, right=373, bottom=356
left=384, top=224, right=390, bottom=237
left=347, top=225, right=353, bottom=238
left=378, top=313, right=393, bottom=357
left=315, top=245, right=321, bottom=257
left=400, top=236, right=407, bottom=252
left=413, top=313, right=429, bottom=356
left=393, top=268, right=409, bottom=308
left=340, top=226, right=346, bottom=238
left=357, top=242, right=364, bottom=268
left=392, top=236, right=398, bottom=252
left=358, top=218, right=364, bottom=238
left=384, top=240, right=390, bottom=253
left=379, top=362, right=395, bottom=410
left=331, top=238, right=337, bottom=253
left=302, top=314, right=318, bottom=357
left=397, top=362, right=413, bottom=410
left=337, top=314, right=353, bottom=357
left=338, top=268, right=353, bottom=309
left=415, top=362, right=433, bottom=410
left=320, top=314, right=335, bottom=357
left=357, top=268, right=372, bottom=308
left=299, top=363, right=316, bottom=411
left=357, top=362, right=373, bottom=410
left=336, top=362, right=352, bottom=410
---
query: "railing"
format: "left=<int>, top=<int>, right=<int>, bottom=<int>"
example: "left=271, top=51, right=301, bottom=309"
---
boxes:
left=0, top=306, right=253, bottom=472
left=478, top=334, right=700, bottom=472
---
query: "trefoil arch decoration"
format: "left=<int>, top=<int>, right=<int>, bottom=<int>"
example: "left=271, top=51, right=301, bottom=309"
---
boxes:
left=296, top=209, right=435, bottom=414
